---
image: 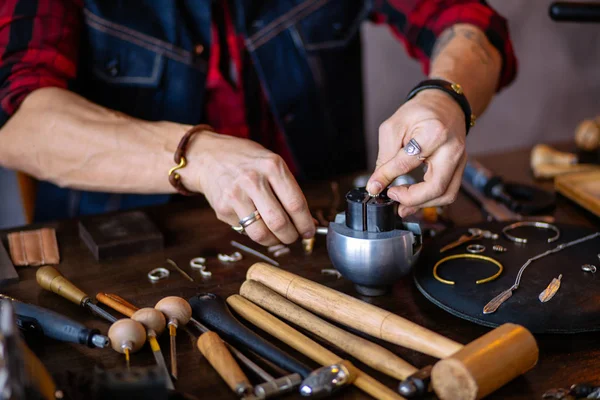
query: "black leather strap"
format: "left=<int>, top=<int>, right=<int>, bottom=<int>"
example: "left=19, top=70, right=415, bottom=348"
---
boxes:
left=406, top=79, right=475, bottom=135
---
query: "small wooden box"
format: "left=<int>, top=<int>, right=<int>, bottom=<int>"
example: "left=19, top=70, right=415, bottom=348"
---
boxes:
left=555, top=170, right=600, bottom=218
left=79, top=211, right=164, bottom=261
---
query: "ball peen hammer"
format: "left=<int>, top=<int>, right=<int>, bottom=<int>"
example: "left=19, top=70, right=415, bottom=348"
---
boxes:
left=246, top=262, right=539, bottom=400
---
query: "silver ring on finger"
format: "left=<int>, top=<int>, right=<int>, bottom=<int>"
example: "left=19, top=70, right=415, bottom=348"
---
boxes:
left=404, top=138, right=422, bottom=157
left=232, top=225, right=246, bottom=234
left=239, top=210, right=262, bottom=229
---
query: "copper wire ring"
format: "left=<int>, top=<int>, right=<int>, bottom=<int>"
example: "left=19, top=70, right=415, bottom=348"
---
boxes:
left=433, top=254, right=504, bottom=285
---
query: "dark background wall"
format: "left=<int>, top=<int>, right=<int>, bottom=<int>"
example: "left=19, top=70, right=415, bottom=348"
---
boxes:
left=2, top=0, right=599, bottom=228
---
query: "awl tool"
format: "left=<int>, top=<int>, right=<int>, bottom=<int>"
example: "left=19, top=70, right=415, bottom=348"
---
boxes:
left=36, top=266, right=117, bottom=323
left=0, top=294, right=109, bottom=348
left=155, top=296, right=192, bottom=380
left=108, top=319, right=147, bottom=370
left=96, top=293, right=175, bottom=390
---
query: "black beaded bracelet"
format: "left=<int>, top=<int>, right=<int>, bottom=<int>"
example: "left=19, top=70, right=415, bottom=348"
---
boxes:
left=405, top=79, right=476, bottom=135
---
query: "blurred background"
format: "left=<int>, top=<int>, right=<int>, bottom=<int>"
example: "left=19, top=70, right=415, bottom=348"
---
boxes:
left=1, top=0, right=599, bottom=228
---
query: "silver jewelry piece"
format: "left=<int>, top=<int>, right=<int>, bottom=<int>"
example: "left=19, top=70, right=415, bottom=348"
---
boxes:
left=239, top=210, right=262, bottom=228
left=483, top=232, right=600, bottom=314
left=148, top=267, right=170, bottom=282
left=273, top=247, right=290, bottom=257
left=190, top=257, right=212, bottom=277
left=582, top=264, right=597, bottom=273
left=268, top=244, right=286, bottom=253
left=403, top=138, right=422, bottom=157
left=321, top=269, right=342, bottom=279
left=502, top=221, right=560, bottom=244
left=466, top=244, right=486, bottom=254
left=230, top=240, right=280, bottom=266
left=232, top=225, right=246, bottom=234
left=493, top=245, right=507, bottom=253
left=217, top=252, right=243, bottom=263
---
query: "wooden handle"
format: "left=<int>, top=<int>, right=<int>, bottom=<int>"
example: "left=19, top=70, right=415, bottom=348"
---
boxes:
left=246, top=263, right=462, bottom=358
left=36, top=266, right=88, bottom=306
left=431, top=323, right=538, bottom=400
left=532, top=162, right=600, bottom=179
left=97, top=293, right=137, bottom=317
left=240, top=280, right=418, bottom=380
left=108, top=319, right=147, bottom=353
left=197, top=331, right=251, bottom=395
left=530, top=144, right=577, bottom=170
left=227, top=295, right=405, bottom=400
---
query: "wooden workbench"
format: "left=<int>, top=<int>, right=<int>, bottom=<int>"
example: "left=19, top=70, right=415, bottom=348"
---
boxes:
left=1, top=145, right=598, bottom=399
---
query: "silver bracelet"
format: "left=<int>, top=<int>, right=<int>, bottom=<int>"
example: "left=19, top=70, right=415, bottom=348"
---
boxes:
left=502, top=221, right=560, bottom=244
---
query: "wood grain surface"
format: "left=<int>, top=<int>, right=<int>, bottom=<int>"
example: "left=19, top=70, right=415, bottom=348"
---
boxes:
left=0, top=145, right=598, bottom=399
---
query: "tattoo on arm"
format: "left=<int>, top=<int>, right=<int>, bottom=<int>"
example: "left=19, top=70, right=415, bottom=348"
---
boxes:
left=432, top=26, right=491, bottom=65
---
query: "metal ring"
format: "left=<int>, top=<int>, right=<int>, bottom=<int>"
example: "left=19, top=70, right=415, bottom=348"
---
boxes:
left=502, top=221, right=561, bottom=244
left=582, top=264, right=597, bottom=273
left=403, top=138, right=422, bottom=157
left=433, top=254, right=504, bottom=285
left=148, top=267, right=170, bottom=282
left=239, top=210, right=262, bottom=229
left=190, top=257, right=207, bottom=269
left=467, top=244, right=486, bottom=254
left=232, top=225, right=246, bottom=234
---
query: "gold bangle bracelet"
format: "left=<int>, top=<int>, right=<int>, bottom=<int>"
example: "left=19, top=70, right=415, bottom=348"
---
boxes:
left=433, top=254, right=504, bottom=285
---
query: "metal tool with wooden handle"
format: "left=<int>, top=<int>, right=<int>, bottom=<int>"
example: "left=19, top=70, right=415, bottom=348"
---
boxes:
left=240, top=280, right=418, bottom=380
left=97, top=293, right=258, bottom=397
left=197, top=331, right=253, bottom=396
left=227, top=294, right=405, bottom=400
left=246, top=262, right=461, bottom=358
left=36, top=266, right=117, bottom=323
left=247, top=263, right=539, bottom=400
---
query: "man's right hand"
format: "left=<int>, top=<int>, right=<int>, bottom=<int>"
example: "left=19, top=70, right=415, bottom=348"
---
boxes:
left=187, top=131, right=316, bottom=246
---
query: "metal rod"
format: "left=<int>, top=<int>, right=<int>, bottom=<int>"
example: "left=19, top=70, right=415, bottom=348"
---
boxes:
left=230, top=241, right=280, bottom=266
left=84, top=301, right=118, bottom=323
left=149, top=335, right=175, bottom=390
left=169, top=324, right=178, bottom=380
left=166, top=259, right=194, bottom=282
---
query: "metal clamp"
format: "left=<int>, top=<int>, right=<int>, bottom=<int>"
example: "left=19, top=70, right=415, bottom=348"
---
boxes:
left=148, top=267, right=170, bottom=282
left=502, top=221, right=560, bottom=244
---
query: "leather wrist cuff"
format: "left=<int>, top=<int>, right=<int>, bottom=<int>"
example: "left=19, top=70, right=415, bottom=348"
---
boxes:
left=406, top=79, right=476, bottom=135
left=168, top=124, right=214, bottom=196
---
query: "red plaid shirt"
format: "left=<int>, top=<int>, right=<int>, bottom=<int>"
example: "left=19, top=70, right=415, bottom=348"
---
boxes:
left=0, top=0, right=517, bottom=172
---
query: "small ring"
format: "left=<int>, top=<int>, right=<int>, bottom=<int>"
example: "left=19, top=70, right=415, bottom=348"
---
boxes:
left=467, top=244, right=486, bottom=254
left=433, top=254, right=503, bottom=285
left=403, top=138, right=422, bottom=157
left=502, top=221, right=560, bottom=244
left=148, top=267, right=170, bottom=282
left=582, top=264, right=597, bottom=273
left=239, top=210, right=262, bottom=228
left=190, top=257, right=207, bottom=269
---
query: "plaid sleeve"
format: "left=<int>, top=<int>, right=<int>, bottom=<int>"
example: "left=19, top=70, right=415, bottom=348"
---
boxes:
left=0, top=0, right=82, bottom=128
left=371, top=0, right=517, bottom=91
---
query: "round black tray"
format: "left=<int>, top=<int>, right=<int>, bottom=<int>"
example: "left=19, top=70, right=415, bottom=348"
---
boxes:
left=413, top=222, right=600, bottom=333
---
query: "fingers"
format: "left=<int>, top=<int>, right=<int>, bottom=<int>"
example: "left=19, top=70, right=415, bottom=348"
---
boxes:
left=394, top=151, right=467, bottom=217
left=367, top=122, right=448, bottom=195
left=387, top=145, right=463, bottom=208
left=230, top=195, right=280, bottom=247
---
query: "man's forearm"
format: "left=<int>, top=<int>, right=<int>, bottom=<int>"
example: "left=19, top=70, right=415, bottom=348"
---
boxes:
left=429, top=23, right=502, bottom=117
left=0, top=87, right=197, bottom=193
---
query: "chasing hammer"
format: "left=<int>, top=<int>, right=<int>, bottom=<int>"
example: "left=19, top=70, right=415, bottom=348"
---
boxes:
left=246, top=263, right=539, bottom=400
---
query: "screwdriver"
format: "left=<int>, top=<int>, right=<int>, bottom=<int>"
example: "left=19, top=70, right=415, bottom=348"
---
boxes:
left=108, top=318, right=147, bottom=370
left=96, top=293, right=174, bottom=390
left=0, top=294, right=109, bottom=348
left=155, top=296, right=192, bottom=380
left=36, top=266, right=117, bottom=324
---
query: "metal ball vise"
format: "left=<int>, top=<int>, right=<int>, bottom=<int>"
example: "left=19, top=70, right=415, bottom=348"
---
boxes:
left=325, top=187, right=422, bottom=296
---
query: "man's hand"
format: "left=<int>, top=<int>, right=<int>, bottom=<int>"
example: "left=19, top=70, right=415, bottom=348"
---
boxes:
left=188, top=132, right=316, bottom=246
left=366, top=89, right=467, bottom=217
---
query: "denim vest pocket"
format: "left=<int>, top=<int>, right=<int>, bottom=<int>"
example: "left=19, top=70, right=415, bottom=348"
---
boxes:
left=297, top=0, right=368, bottom=51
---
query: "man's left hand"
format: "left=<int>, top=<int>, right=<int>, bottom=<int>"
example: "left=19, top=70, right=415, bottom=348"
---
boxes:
left=366, top=89, right=468, bottom=217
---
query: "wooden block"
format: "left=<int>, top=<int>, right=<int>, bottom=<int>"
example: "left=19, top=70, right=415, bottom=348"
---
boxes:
left=0, top=240, right=19, bottom=287
left=78, top=211, right=164, bottom=261
left=555, top=170, right=600, bottom=217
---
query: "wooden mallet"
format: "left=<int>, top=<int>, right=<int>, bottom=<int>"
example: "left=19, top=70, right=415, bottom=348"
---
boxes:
left=246, top=262, right=539, bottom=400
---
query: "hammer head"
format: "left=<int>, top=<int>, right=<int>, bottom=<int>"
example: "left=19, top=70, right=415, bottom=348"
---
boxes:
left=431, top=323, right=538, bottom=400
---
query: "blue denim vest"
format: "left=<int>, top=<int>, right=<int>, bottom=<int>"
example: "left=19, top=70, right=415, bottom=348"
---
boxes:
left=36, top=0, right=371, bottom=221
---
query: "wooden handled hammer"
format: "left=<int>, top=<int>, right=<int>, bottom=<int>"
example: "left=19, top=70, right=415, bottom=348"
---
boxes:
left=246, top=262, right=539, bottom=400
